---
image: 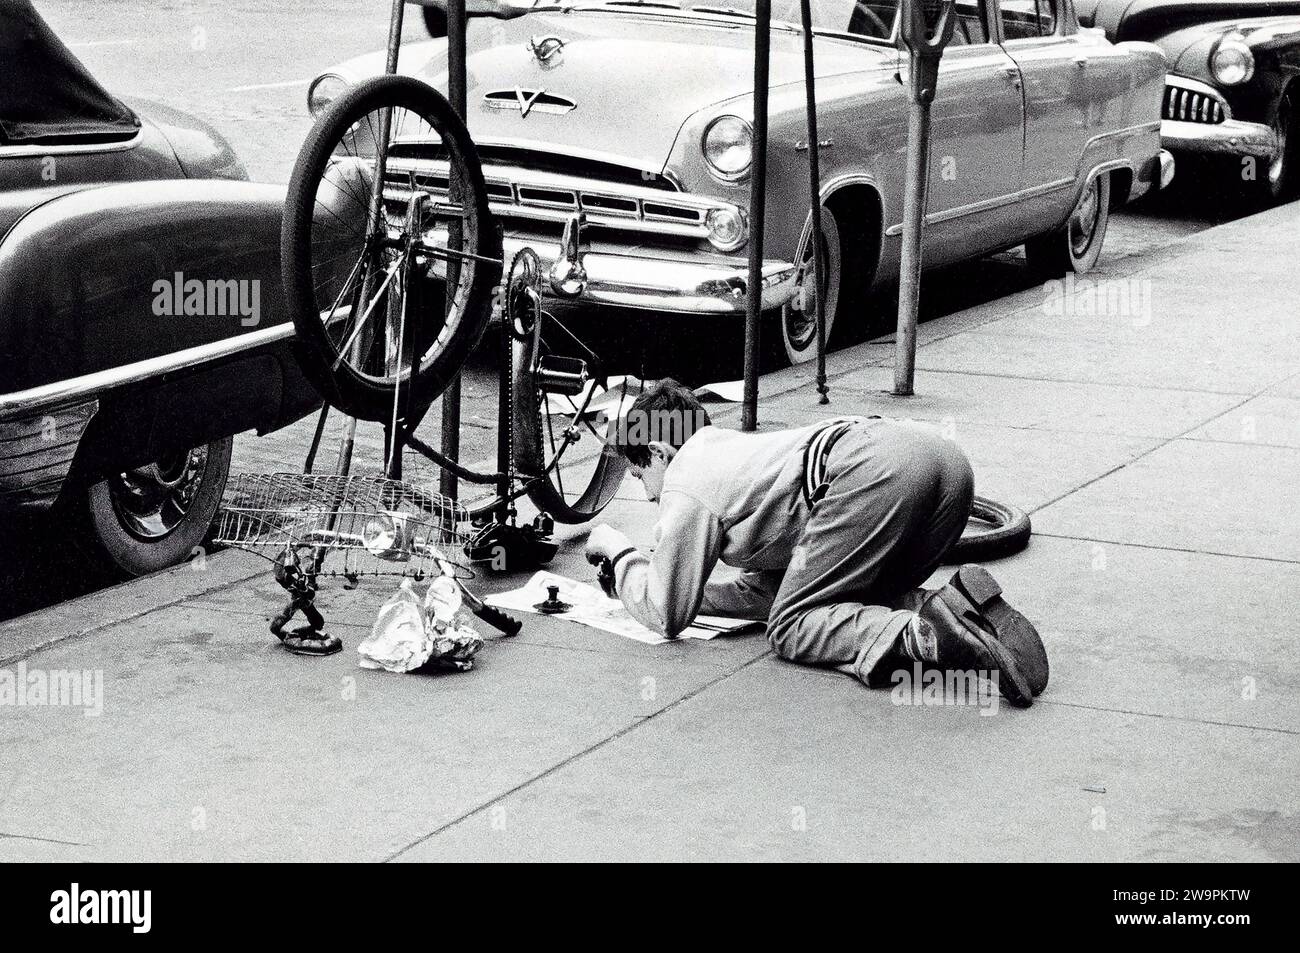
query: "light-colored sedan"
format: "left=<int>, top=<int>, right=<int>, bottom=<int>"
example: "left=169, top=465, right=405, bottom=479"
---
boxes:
left=312, top=0, right=1173, bottom=363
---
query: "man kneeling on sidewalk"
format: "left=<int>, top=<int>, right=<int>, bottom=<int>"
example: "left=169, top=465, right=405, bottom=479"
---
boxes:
left=585, top=380, right=1049, bottom=707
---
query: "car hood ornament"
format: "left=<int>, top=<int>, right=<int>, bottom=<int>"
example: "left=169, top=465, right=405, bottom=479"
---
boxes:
left=528, top=34, right=566, bottom=65
left=483, top=88, right=577, bottom=118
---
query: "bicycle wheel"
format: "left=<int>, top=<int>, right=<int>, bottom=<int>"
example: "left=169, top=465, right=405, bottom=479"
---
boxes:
left=508, top=252, right=628, bottom=524
left=282, top=74, right=501, bottom=422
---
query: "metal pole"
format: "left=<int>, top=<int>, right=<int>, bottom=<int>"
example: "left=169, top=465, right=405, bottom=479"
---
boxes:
left=439, top=0, right=468, bottom=498
left=893, top=0, right=955, bottom=396
left=742, top=0, right=771, bottom=433
left=893, top=96, right=929, bottom=396
left=799, top=0, right=828, bottom=406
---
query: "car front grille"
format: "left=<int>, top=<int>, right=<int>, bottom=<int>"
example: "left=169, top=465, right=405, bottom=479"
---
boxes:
left=381, top=152, right=741, bottom=249
left=1163, top=86, right=1225, bottom=124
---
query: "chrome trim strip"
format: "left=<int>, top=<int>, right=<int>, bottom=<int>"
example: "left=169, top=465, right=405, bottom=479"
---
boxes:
left=884, top=178, right=1074, bottom=236
left=1086, top=122, right=1162, bottom=146
left=0, top=129, right=144, bottom=159
left=0, top=323, right=296, bottom=421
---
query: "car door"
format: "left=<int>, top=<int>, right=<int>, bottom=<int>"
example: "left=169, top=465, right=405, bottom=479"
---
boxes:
left=996, top=0, right=1090, bottom=192
left=914, top=0, right=1027, bottom=260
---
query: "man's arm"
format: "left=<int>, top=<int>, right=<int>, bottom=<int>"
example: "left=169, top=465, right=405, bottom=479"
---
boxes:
left=699, top=567, right=783, bottom=620
left=609, top=491, right=724, bottom=638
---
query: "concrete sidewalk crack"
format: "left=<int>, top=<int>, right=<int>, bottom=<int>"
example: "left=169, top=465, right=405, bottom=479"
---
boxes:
left=1030, top=532, right=1300, bottom=566
left=1027, top=391, right=1266, bottom=518
left=382, top=649, right=774, bottom=862
left=0, top=566, right=266, bottom=666
left=0, top=831, right=86, bottom=847
left=1037, top=698, right=1300, bottom=737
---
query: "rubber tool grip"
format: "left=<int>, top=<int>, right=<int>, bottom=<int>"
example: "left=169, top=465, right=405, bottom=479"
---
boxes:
left=474, top=602, right=523, bottom=637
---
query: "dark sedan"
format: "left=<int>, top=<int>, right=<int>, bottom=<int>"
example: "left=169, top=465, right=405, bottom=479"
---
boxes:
left=0, top=0, right=319, bottom=576
left=1078, top=0, right=1300, bottom=201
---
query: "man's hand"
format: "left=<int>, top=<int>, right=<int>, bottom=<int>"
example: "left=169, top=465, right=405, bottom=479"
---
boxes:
left=585, top=523, right=632, bottom=564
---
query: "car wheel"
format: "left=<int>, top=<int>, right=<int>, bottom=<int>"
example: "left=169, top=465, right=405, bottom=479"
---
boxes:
left=776, top=212, right=842, bottom=366
left=1261, top=90, right=1298, bottom=203
left=1025, top=172, right=1111, bottom=277
left=72, top=437, right=233, bottom=577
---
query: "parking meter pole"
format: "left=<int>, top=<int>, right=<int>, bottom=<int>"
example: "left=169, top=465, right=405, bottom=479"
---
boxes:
left=893, top=88, right=930, bottom=396
left=439, top=0, right=468, bottom=500
left=799, top=0, right=829, bottom=406
left=893, top=0, right=955, bottom=397
left=742, top=0, right=772, bottom=432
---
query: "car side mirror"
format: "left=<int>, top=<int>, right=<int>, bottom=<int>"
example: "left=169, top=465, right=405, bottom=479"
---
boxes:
left=409, top=0, right=538, bottom=39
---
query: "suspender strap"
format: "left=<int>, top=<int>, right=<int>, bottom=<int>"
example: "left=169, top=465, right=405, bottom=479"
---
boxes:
left=801, top=420, right=853, bottom=507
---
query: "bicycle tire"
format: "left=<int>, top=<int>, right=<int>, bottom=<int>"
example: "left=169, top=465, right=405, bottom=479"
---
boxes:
left=947, top=495, right=1032, bottom=563
left=511, top=325, right=628, bottom=524
left=282, top=74, right=500, bottom=422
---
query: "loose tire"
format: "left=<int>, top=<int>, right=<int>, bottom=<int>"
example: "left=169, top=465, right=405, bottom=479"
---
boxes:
left=1025, top=172, right=1111, bottom=277
left=72, top=438, right=233, bottom=577
left=282, top=75, right=500, bottom=423
left=948, top=496, right=1032, bottom=564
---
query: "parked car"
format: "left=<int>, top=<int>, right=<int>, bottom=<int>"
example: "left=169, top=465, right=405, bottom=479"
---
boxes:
left=0, top=0, right=320, bottom=575
left=313, top=0, right=1172, bottom=365
left=1076, top=0, right=1300, bottom=201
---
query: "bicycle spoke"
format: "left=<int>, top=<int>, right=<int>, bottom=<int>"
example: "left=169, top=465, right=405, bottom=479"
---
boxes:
left=331, top=257, right=403, bottom=371
left=320, top=251, right=367, bottom=324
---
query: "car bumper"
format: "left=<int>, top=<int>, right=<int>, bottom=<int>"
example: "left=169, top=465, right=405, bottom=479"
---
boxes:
left=491, top=234, right=799, bottom=315
left=1162, top=118, right=1279, bottom=160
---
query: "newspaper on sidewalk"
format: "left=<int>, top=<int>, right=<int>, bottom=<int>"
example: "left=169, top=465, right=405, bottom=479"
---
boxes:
left=486, top=571, right=763, bottom=645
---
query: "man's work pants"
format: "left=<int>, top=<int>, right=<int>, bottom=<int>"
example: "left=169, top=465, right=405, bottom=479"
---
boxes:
left=765, top=419, right=974, bottom=680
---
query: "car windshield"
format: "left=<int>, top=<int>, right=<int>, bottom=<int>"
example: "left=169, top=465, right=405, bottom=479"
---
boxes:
left=585, top=0, right=903, bottom=40
left=0, top=0, right=139, bottom=146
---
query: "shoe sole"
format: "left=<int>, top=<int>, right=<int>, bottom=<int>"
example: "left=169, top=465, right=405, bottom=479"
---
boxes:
left=952, top=565, right=1049, bottom=696
left=925, top=588, right=1035, bottom=708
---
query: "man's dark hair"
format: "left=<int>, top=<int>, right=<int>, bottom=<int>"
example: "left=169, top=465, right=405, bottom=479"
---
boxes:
left=611, top=379, right=711, bottom=467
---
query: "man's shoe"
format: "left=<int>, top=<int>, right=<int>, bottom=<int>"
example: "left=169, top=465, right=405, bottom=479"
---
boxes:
left=946, top=565, right=1049, bottom=697
left=915, top=588, right=1036, bottom=707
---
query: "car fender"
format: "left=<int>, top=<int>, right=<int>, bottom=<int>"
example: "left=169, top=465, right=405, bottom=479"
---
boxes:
left=128, top=98, right=249, bottom=182
left=0, top=179, right=329, bottom=506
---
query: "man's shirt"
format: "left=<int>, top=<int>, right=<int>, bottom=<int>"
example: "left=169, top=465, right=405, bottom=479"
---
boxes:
left=615, top=420, right=854, bottom=637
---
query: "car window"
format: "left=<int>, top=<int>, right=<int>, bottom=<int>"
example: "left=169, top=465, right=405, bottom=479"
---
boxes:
left=1000, top=0, right=1057, bottom=40
left=830, top=1, right=987, bottom=43
left=951, top=1, right=989, bottom=45
left=843, top=0, right=898, bottom=39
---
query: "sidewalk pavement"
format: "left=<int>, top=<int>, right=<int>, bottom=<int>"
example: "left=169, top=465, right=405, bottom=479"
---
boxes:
left=2, top=203, right=1297, bottom=862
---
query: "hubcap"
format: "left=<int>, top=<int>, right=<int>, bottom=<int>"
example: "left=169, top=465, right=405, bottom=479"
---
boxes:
left=783, top=219, right=840, bottom=356
left=108, top=447, right=208, bottom=540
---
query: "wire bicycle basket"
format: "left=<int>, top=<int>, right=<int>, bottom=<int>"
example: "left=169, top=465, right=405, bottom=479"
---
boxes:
left=214, top=473, right=477, bottom=656
left=216, top=472, right=470, bottom=579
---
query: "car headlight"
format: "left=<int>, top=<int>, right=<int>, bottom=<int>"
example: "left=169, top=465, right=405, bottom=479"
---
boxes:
left=705, top=207, right=748, bottom=252
left=308, top=74, right=350, bottom=117
left=1209, top=36, right=1254, bottom=86
left=702, top=116, right=753, bottom=181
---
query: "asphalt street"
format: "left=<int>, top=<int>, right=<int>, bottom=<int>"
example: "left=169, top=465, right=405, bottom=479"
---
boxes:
left=0, top=0, right=1263, bottom=621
